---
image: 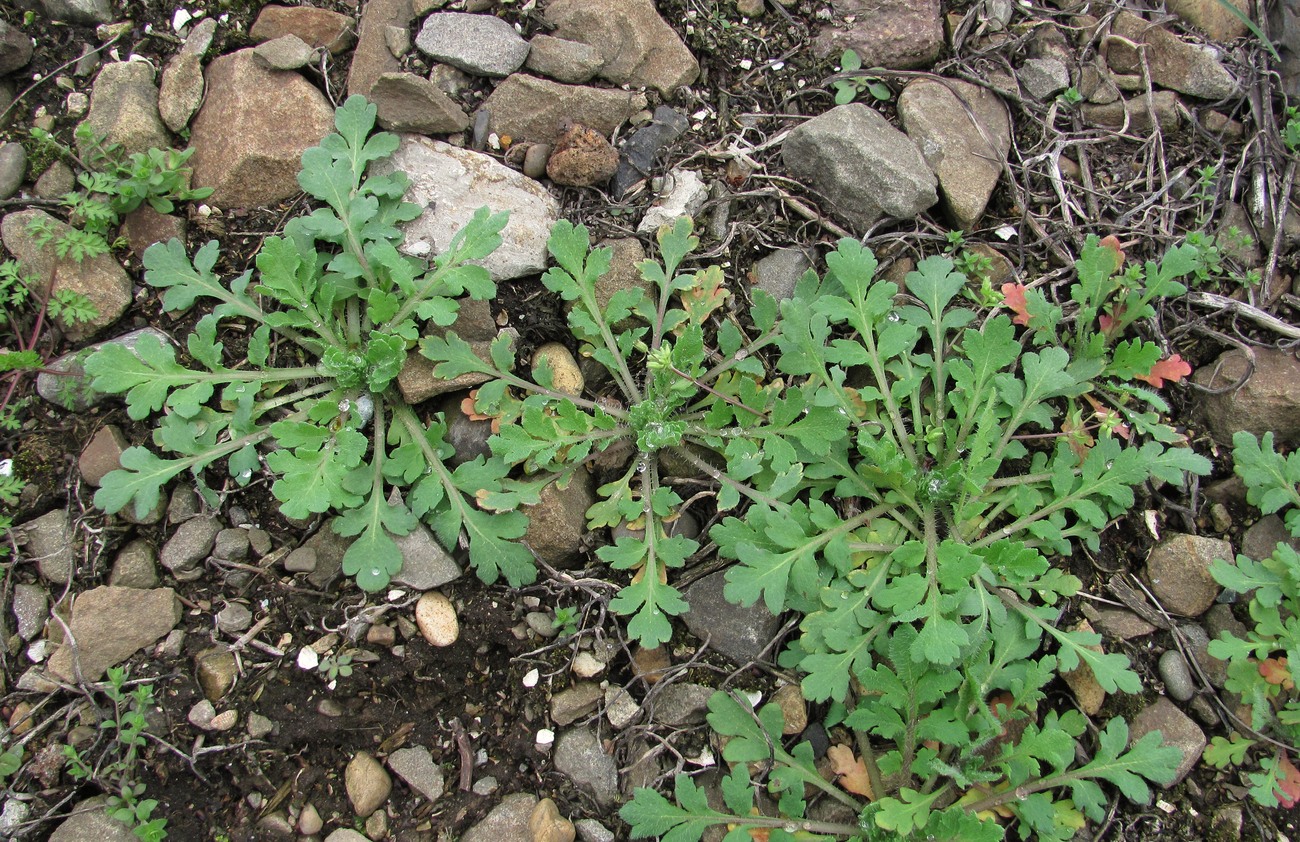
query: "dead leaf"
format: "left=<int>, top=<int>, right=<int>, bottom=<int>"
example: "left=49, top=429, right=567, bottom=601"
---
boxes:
left=1135, top=354, right=1192, bottom=388
left=827, top=744, right=874, bottom=799
left=1000, top=282, right=1031, bottom=326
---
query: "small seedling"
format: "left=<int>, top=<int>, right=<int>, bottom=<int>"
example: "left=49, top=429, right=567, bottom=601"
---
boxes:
left=832, top=49, right=891, bottom=105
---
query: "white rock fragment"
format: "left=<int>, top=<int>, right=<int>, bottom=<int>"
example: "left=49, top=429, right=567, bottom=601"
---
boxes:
left=296, top=646, right=319, bottom=670
left=415, top=592, right=459, bottom=647
left=523, top=668, right=540, bottom=688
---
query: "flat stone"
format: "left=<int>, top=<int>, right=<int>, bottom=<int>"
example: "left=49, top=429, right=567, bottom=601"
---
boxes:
left=683, top=570, right=782, bottom=665
left=161, top=515, right=221, bottom=574
left=782, top=103, right=937, bottom=231
left=252, top=34, right=316, bottom=70
left=813, top=0, right=943, bottom=70
left=387, top=746, right=446, bottom=802
left=21, top=509, right=74, bottom=585
left=1167, top=0, right=1249, bottom=41
left=46, top=586, right=180, bottom=682
left=48, top=797, right=135, bottom=842
left=215, top=602, right=252, bottom=633
left=522, top=470, right=595, bottom=567
left=283, top=546, right=318, bottom=573
left=1, top=209, right=133, bottom=340
left=460, top=793, right=538, bottom=842
left=79, top=425, right=127, bottom=487
left=1018, top=57, right=1071, bottom=99
left=187, top=49, right=334, bottom=207
left=377, top=134, right=559, bottom=280
left=1082, top=91, right=1182, bottom=133
left=1242, top=514, right=1300, bottom=562
left=0, top=142, right=25, bottom=199
left=12, top=583, right=47, bottom=641
left=390, top=508, right=462, bottom=590
left=749, top=248, right=813, bottom=303
left=120, top=204, right=186, bottom=261
left=1129, top=697, right=1206, bottom=786
left=638, top=168, right=709, bottom=234
left=324, top=830, right=371, bottom=842
left=36, top=328, right=172, bottom=413
left=108, top=539, right=160, bottom=589
left=480, top=74, right=647, bottom=145
left=346, top=751, right=392, bottom=818
left=611, top=105, right=689, bottom=198
left=157, top=52, right=203, bottom=135
left=604, top=686, right=640, bottom=728
left=0, top=21, right=33, bottom=76
left=78, top=61, right=169, bottom=158
left=1193, top=347, right=1300, bottom=446
left=371, top=72, right=469, bottom=134
left=249, top=4, right=355, bottom=54
left=652, top=682, right=714, bottom=727
left=897, top=77, right=1011, bottom=228
left=551, top=682, right=603, bottom=726
left=526, top=35, right=603, bottom=84
left=304, top=519, right=353, bottom=589
left=1107, top=11, right=1237, bottom=100
left=415, top=12, right=530, bottom=77
left=212, top=528, right=250, bottom=562
left=1145, top=533, right=1231, bottom=617
left=347, top=0, right=411, bottom=97
left=544, top=0, right=699, bottom=95
left=34, top=160, right=75, bottom=198
left=1080, top=605, right=1157, bottom=640
left=554, top=727, right=619, bottom=807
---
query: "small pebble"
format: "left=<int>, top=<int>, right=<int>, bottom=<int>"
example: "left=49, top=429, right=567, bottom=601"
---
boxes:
left=415, top=591, right=459, bottom=647
left=317, top=698, right=344, bottom=717
left=471, top=775, right=499, bottom=795
left=188, top=700, right=216, bottom=729
left=298, top=803, right=323, bottom=835
left=1158, top=649, right=1197, bottom=701
left=209, top=710, right=238, bottom=731
left=572, top=651, right=604, bottom=678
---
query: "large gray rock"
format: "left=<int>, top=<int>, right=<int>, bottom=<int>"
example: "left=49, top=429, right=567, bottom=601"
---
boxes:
left=21, top=508, right=74, bottom=584
left=684, top=570, right=782, bottom=665
left=387, top=746, right=445, bottom=803
left=554, top=727, right=619, bottom=807
left=415, top=13, right=530, bottom=78
left=389, top=492, right=463, bottom=590
left=898, top=78, right=1011, bottom=229
left=187, top=49, right=334, bottom=207
left=46, top=586, right=181, bottom=682
left=480, top=74, right=647, bottom=145
left=38, top=0, right=112, bottom=25
left=160, top=515, right=222, bottom=575
left=1107, top=11, right=1238, bottom=100
left=544, top=0, right=699, bottom=95
left=378, top=134, right=559, bottom=281
left=0, top=20, right=33, bottom=76
left=1193, top=348, right=1300, bottom=446
left=526, top=35, right=603, bottom=84
left=813, top=0, right=943, bottom=70
left=782, top=103, right=937, bottom=231
left=79, top=62, right=170, bottom=159
left=1, top=209, right=132, bottom=340
left=48, top=797, right=135, bottom=842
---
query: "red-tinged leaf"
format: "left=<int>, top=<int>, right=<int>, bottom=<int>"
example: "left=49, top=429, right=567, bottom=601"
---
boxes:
left=1001, top=282, right=1031, bottom=326
left=1275, top=755, right=1300, bottom=808
left=1098, top=314, right=1115, bottom=334
left=1083, top=394, right=1130, bottom=441
left=1260, top=657, right=1294, bottom=689
left=1135, top=354, right=1192, bottom=388
left=827, top=744, right=874, bottom=799
left=1099, top=234, right=1126, bottom=269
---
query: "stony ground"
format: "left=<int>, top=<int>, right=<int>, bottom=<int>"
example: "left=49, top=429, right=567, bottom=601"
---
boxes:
left=0, top=0, right=1299, bottom=840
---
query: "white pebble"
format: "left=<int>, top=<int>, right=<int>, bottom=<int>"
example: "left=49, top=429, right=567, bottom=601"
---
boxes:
left=523, top=668, right=540, bottom=688
left=415, top=592, right=458, bottom=647
left=535, top=728, right=555, bottom=746
left=296, top=646, right=319, bottom=670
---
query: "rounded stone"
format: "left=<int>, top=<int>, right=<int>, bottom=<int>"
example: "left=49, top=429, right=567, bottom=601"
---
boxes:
left=531, top=342, right=584, bottom=396
left=108, top=537, right=159, bottom=589
left=345, top=751, right=392, bottom=818
left=1159, top=649, right=1196, bottom=702
left=415, top=591, right=459, bottom=647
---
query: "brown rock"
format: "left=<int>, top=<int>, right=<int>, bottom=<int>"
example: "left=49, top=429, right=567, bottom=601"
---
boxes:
left=545, top=0, right=699, bottom=95
left=550, top=682, right=603, bottom=726
left=772, top=683, right=808, bottom=735
left=78, top=424, right=127, bottom=486
left=1167, top=0, right=1249, bottom=41
left=1106, top=11, right=1237, bottom=99
left=249, top=5, right=356, bottom=54
left=529, top=798, right=576, bottom=842
left=481, top=74, right=647, bottom=144
left=187, top=49, right=335, bottom=207
left=120, top=204, right=186, bottom=261
left=1129, top=697, right=1206, bottom=786
left=546, top=121, right=619, bottom=187
left=345, top=751, right=392, bottom=818
left=1145, top=533, right=1230, bottom=617
left=46, top=587, right=181, bottom=682
left=347, top=0, right=413, bottom=97
left=630, top=644, right=671, bottom=684
left=1081, top=91, right=1182, bottom=133
left=522, top=469, right=596, bottom=566
left=1060, top=620, right=1107, bottom=715
left=371, top=72, right=469, bottom=134
left=1192, top=348, right=1300, bottom=446
left=813, top=0, right=943, bottom=69
left=195, top=647, right=238, bottom=701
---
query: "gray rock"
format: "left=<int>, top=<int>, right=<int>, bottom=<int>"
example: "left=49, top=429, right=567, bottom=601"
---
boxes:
left=181, top=17, right=218, bottom=58
left=196, top=647, right=237, bottom=701
left=1158, top=649, right=1196, bottom=701
left=523, top=470, right=596, bottom=567
left=749, top=248, right=813, bottom=302
left=652, top=682, right=714, bottom=726
left=0, top=799, right=30, bottom=837
left=1145, top=533, right=1230, bottom=617
left=1082, top=91, right=1182, bottom=134
left=460, top=793, right=538, bottom=842
left=639, top=168, right=709, bottom=234
left=897, top=78, right=1010, bottom=229
left=21, top=509, right=74, bottom=584
left=252, top=34, right=316, bottom=70
left=371, top=72, right=469, bottom=134
left=526, top=35, right=603, bottom=84
left=38, top=0, right=113, bottom=25
left=215, top=602, right=253, bottom=634
left=1018, top=58, right=1071, bottom=99
left=108, top=539, right=160, bottom=589
left=213, top=528, right=250, bottom=562
left=611, top=105, right=689, bottom=198
left=604, top=686, right=640, bottom=728
left=1180, top=623, right=1228, bottom=688
left=345, top=751, right=391, bottom=818
left=249, top=5, right=355, bottom=55
left=167, top=485, right=201, bottom=522
left=813, top=0, right=942, bottom=70
left=45, top=586, right=181, bottom=682
left=48, top=797, right=135, bottom=842
left=1, top=209, right=133, bottom=340
left=283, top=546, right=318, bottom=573
left=1193, top=348, right=1300, bottom=446
left=79, top=62, right=169, bottom=159
left=1107, top=11, right=1237, bottom=100
left=0, top=142, right=25, bottom=199
left=1080, top=605, right=1157, bottom=640
left=187, top=49, right=335, bottom=207
left=187, top=699, right=217, bottom=729
left=324, top=830, right=372, bottom=842
left=551, top=682, right=603, bottom=726
left=12, top=583, right=47, bottom=641
left=782, top=103, right=937, bottom=231
left=304, top=520, right=352, bottom=589
left=390, top=501, right=462, bottom=590
left=480, top=74, right=647, bottom=145
left=526, top=611, right=559, bottom=638
left=554, top=727, right=620, bottom=807
left=0, top=21, right=33, bottom=76
left=1129, top=697, right=1206, bottom=787
left=682, top=570, right=782, bottom=665
left=377, top=134, right=559, bottom=281
left=438, top=392, right=494, bottom=467
left=471, top=776, right=498, bottom=795
left=161, top=516, right=221, bottom=574
left=415, top=13, right=530, bottom=78
left=34, top=160, right=76, bottom=198
left=545, top=0, right=699, bottom=95
left=1242, top=514, right=1300, bottom=562
left=387, top=746, right=445, bottom=802
left=78, top=424, right=128, bottom=487
left=347, top=0, right=412, bottom=98
left=576, top=819, right=615, bottom=842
